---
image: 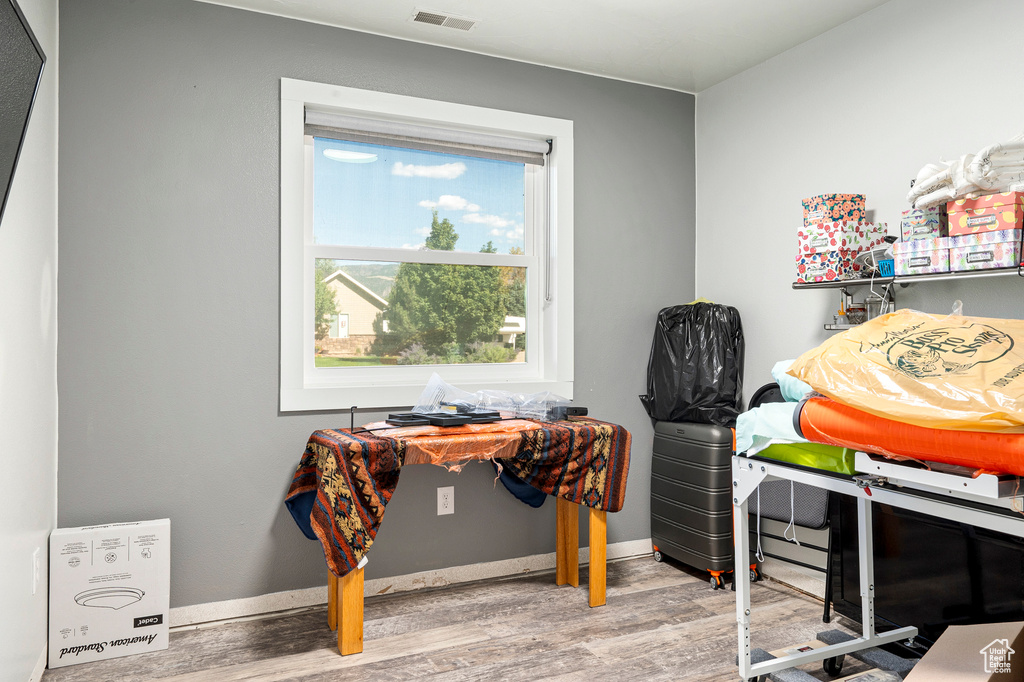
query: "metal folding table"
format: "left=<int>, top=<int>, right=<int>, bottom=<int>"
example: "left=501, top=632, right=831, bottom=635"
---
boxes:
left=731, top=452, right=1024, bottom=681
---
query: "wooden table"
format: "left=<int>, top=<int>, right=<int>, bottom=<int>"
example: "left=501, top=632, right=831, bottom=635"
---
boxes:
left=327, top=497, right=607, bottom=655
left=285, top=417, right=631, bottom=657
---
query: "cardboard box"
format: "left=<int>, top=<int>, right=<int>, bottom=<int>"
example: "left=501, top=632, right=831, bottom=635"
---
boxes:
left=901, top=205, right=948, bottom=241
left=904, top=621, right=1024, bottom=681
left=893, top=237, right=950, bottom=275
left=949, top=228, right=1022, bottom=271
left=948, top=192, right=1024, bottom=237
left=802, top=194, right=866, bottom=226
left=49, top=519, right=170, bottom=668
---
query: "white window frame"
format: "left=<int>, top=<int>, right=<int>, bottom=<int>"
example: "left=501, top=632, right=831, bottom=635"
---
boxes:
left=280, top=78, right=574, bottom=410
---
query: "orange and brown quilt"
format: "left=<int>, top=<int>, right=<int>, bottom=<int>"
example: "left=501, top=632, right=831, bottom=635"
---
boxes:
left=285, top=418, right=631, bottom=577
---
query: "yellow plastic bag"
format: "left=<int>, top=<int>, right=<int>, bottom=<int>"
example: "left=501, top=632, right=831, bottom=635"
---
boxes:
left=789, top=308, right=1024, bottom=432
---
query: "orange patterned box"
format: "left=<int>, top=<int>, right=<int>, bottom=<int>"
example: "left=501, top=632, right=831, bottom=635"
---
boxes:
left=802, top=194, right=865, bottom=226
left=947, top=192, right=1024, bottom=237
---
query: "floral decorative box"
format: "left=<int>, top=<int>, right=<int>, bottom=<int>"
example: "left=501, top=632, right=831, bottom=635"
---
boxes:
left=795, top=250, right=857, bottom=283
left=900, top=206, right=948, bottom=241
left=893, top=237, right=950, bottom=275
left=795, top=222, right=887, bottom=282
left=797, top=221, right=887, bottom=255
left=802, top=194, right=866, bottom=226
left=947, top=192, right=1024, bottom=237
left=948, top=229, right=1022, bottom=271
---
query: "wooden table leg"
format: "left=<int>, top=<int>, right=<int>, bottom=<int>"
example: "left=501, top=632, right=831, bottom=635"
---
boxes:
left=555, top=496, right=579, bottom=587
left=338, top=567, right=364, bottom=655
left=589, top=508, right=607, bottom=607
left=327, top=571, right=338, bottom=631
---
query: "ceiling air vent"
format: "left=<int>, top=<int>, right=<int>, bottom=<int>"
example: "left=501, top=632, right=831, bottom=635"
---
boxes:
left=412, top=9, right=478, bottom=32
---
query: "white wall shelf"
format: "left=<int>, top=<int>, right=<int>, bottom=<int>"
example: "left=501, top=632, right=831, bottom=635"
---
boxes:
left=796, top=265, right=1024, bottom=332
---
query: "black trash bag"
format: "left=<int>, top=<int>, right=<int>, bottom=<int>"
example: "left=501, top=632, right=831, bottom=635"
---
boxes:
left=638, top=302, right=744, bottom=427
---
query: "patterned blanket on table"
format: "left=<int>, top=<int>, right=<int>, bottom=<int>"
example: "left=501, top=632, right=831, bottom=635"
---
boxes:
left=285, top=418, right=631, bottom=578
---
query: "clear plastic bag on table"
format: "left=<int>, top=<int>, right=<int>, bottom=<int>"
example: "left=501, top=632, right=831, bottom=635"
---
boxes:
left=788, top=307, right=1024, bottom=432
left=639, top=302, right=745, bottom=427
left=411, top=373, right=570, bottom=421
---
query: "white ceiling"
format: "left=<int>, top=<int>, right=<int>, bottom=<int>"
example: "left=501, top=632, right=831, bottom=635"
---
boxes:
left=199, top=0, right=891, bottom=93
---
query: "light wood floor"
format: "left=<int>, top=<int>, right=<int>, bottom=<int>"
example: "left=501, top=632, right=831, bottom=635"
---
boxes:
left=42, top=557, right=870, bottom=682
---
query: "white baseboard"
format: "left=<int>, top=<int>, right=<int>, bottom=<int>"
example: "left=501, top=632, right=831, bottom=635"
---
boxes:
left=29, top=645, right=46, bottom=682
left=364, top=537, right=651, bottom=597
left=170, top=538, right=652, bottom=630
left=760, top=557, right=826, bottom=600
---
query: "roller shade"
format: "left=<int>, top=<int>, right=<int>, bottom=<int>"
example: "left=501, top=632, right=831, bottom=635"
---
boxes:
left=305, top=110, right=548, bottom=166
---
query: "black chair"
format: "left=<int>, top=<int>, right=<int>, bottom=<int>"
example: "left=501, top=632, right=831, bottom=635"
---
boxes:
left=748, top=382, right=785, bottom=410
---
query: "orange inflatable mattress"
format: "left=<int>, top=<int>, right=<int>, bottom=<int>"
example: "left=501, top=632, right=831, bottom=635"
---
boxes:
left=797, top=396, right=1024, bottom=477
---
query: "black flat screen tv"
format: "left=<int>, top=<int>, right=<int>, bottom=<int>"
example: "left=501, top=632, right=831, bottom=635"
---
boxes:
left=0, top=0, right=45, bottom=227
left=830, top=494, right=1024, bottom=653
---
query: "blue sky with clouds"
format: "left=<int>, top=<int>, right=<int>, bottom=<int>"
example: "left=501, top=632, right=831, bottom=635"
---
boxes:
left=313, top=137, right=525, bottom=253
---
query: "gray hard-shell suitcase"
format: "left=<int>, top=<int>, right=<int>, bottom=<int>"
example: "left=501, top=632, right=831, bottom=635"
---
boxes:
left=650, top=421, right=736, bottom=582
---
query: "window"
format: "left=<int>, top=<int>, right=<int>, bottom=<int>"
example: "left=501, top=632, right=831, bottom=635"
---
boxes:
left=280, top=79, right=574, bottom=410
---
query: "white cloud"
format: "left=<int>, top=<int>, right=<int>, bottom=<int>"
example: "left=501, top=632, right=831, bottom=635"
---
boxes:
left=463, top=213, right=514, bottom=228
left=439, top=195, right=478, bottom=211
left=393, top=161, right=466, bottom=179
left=419, top=195, right=480, bottom=211
left=491, top=224, right=525, bottom=241
left=414, top=225, right=432, bottom=237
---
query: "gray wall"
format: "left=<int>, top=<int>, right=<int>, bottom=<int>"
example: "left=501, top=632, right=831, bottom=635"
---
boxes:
left=695, top=0, right=1024, bottom=390
left=58, top=0, right=696, bottom=608
left=0, top=0, right=58, bottom=676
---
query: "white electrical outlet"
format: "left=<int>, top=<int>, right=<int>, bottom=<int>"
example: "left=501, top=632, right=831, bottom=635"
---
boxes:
left=437, top=486, right=454, bottom=515
left=32, top=547, right=41, bottom=595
